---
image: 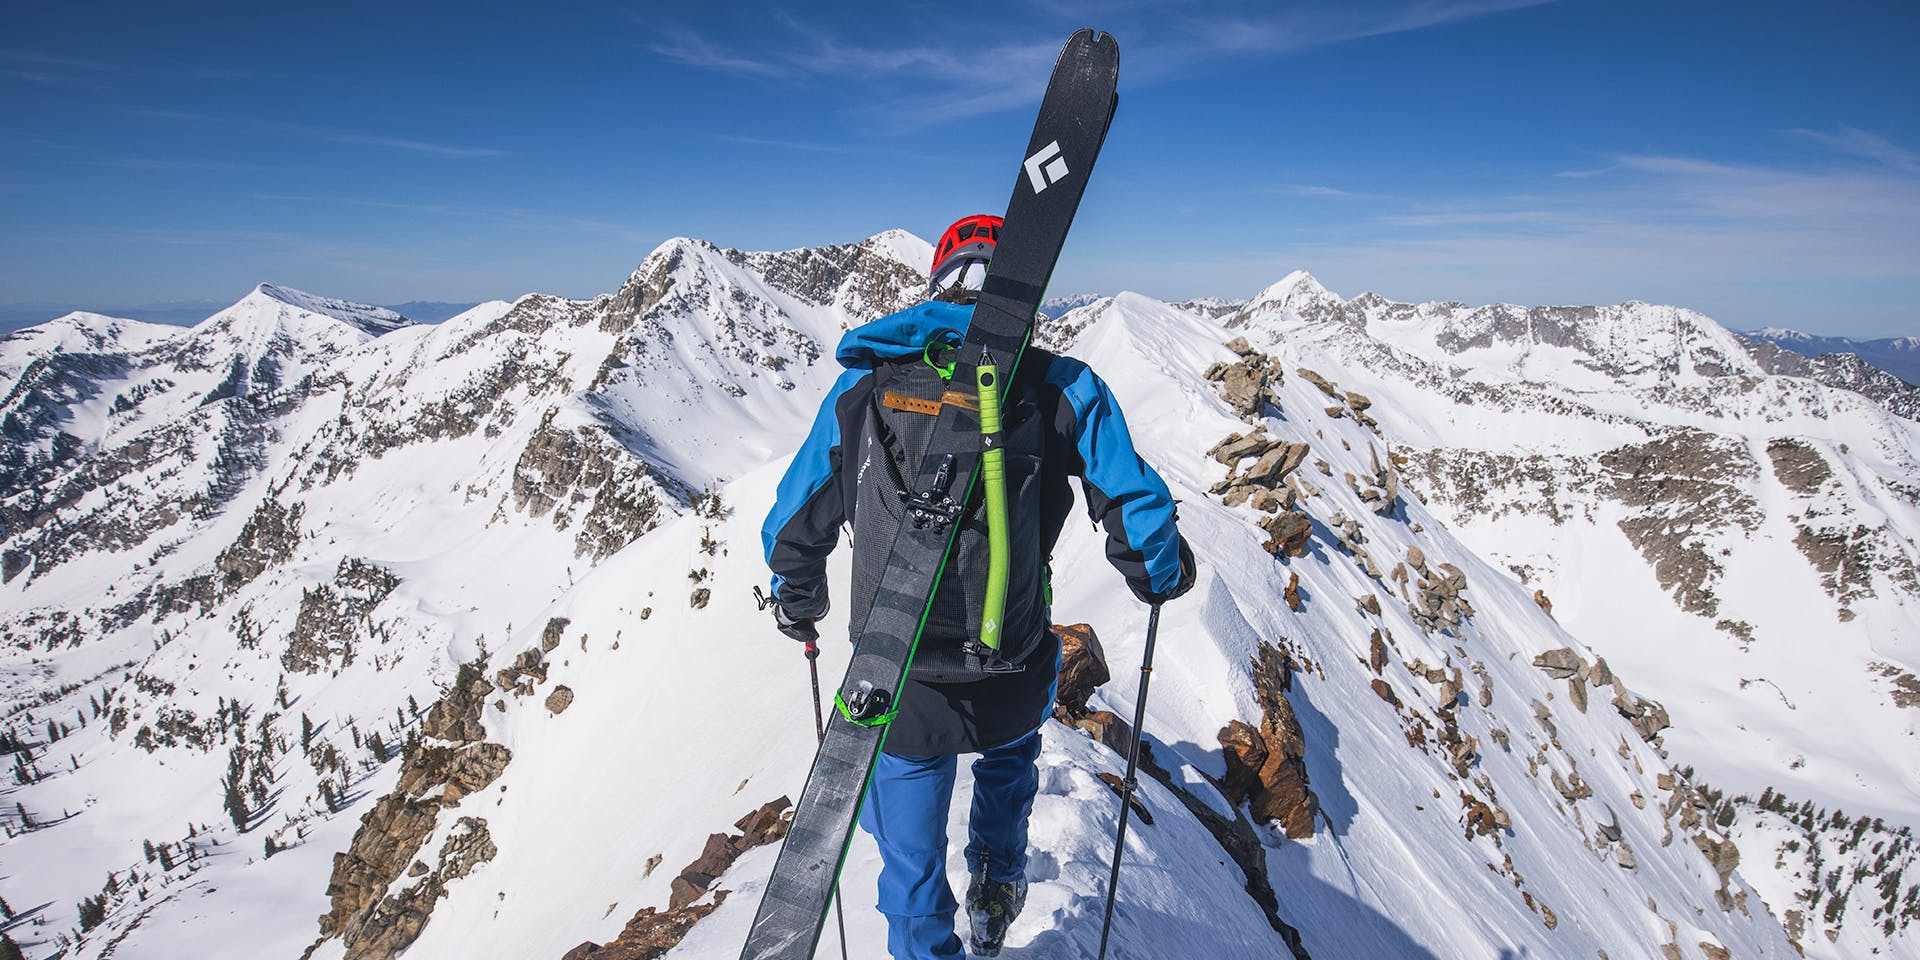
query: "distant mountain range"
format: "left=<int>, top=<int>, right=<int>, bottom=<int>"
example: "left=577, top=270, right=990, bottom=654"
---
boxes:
left=0, top=296, right=483, bottom=334
left=1745, top=327, right=1920, bottom=384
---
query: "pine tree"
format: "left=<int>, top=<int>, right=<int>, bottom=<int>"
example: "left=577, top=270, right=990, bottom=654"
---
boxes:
left=301, top=714, right=314, bottom=754
left=0, top=930, right=22, bottom=960
left=46, top=720, right=58, bottom=743
left=226, top=779, right=249, bottom=833
left=15, top=802, right=30, bottom=829
left=77, top=893, right=107, bottom=931
left=158, top=843, right=175, bottom=871
left=366, top=732, right=386, bottom=764
left=264, top=835, right=278, bottom=859
left=143, top=838, right=156, bottom=863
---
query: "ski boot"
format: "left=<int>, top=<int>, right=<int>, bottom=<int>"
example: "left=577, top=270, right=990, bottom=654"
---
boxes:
left=965, top=873, right=1028, bottom=957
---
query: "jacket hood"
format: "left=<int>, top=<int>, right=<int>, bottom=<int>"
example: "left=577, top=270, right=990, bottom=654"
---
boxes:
left=835, top=301, right=973, bottom=369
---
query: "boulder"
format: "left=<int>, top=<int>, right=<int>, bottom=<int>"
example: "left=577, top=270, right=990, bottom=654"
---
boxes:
left=1051, top=623, right=1110, bottom=719
left=545, top=685, right=575, bottom=715
left=1216, top=645, right=1318, bottom=838
left=1532, top=648, right=1586, bottom=680
left=1296, top=367, right=1341, bottom=399
left=1261, top=511, right=1313, bottom=559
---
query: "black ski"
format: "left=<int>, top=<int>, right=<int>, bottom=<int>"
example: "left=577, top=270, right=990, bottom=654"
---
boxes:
left=740, top=29, right=1120, bottom=960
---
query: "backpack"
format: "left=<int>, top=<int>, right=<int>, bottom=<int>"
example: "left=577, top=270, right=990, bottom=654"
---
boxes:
left=846, top=346, right=1049, bottom=683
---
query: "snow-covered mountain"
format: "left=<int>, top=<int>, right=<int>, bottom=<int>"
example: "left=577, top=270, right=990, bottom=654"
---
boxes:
left=2, top=238, right=1913, bottom=960
left=1747, top=327, right=1920, bottom=385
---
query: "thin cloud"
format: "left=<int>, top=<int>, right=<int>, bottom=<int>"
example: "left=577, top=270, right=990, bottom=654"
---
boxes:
left=253, top=193, right=648, bottom=241
left=132, top=109, right=505, bottom=158
left=637, top=2, right=1554, bottom=125
left=1265, top=183, right=1390, bottom=200
left=709, top=133, right=857, bottom=155
left=1785, top=125, right=1919, bottom=173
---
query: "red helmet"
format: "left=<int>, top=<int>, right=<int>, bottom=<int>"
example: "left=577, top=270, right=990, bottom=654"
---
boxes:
left=930, top=214, right=1002, bottom=297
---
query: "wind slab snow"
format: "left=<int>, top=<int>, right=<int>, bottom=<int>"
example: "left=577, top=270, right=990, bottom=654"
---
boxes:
left=2, top=237, right=1915, bottom=960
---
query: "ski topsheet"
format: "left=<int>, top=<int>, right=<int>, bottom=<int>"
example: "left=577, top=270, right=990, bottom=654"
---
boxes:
left=740, top=29, right=1120, bottom=960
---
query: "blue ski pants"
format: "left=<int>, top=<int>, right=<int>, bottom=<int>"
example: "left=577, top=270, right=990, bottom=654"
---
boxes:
left=857, top=728, right=1044, bottom=960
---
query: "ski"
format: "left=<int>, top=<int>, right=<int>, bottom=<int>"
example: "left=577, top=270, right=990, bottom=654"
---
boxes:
left=740, top=28, right=1120, bottom=960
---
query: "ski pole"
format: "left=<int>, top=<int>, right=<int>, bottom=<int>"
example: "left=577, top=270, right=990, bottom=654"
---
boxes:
left=1097, top=602, right=1163, bottom=960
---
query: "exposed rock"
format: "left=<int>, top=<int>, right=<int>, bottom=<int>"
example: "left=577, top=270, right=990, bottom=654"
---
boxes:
left=511, top=416, right=677, bottom=562
left=1531, top=648, right=1586, bottom=680
left=689, top=588, right=710, bottom=609
left=1209, top=429, right=1275, bottom=466
left=1296, top=367, right=1341, bottom=399
left=1693, top=832, right=1741, bottom=910
left=1261, top=511, right=1313, bottom=560
left=1283, top=572, right=1303, bottom=611
left=1095, top=772, right=1154, bottom=825
left=1567, top=677, right=1588, bottom=713
left=1587, top=657, right=1614, bottom=688
left=1532, top=588, right=1553, bottom=617
left=1613, top=689, right=1671, bottom=741
left=1552, top=769, right=1593, bottom=802
left=1218, top=366, right=1268, bottom=417
left=1371, top=679, right=1401, bottom=707
left=1461, top=792, right=1502, bottom=838
left=1051, top=623, right=1110, bottom=720
left=1367, top=629, right=1387, bottom=674
left=1354, top=593, right=1381, bottom=616
left=1067, top=709, right=1133, bottom=756
left=313, top=656, right=514, bottom=960
left=215, top=497, right=305, bottom=593
left=540, top=616, right=570, bottom=652
left=545, top=685, right=575, bottom=715
left=282, top=558, right=400, bottom=675
left=1243, top=441, right=1311, bottom=487
left=561, top=796, right=795, bottom=960
left=1406, top=545, right=1426, bottom=570
left=1217, top=644, right=1318, bottom=838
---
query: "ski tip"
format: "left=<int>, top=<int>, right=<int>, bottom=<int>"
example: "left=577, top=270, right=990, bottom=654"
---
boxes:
left=1066, top=28, right=1116, bottom=48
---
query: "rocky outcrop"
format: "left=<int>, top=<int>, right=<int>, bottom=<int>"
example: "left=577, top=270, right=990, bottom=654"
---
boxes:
left=1208, top=427, right=1312, bottom=514
left=512, top=415, right=680, bottom=562
left=282, top=559, right=399, bottom=675
left=310, top=657, right=511, bottom=960
left=214, top=497, right=304, bottom=593
left=1261, top=511, right=1312, bottom=559
left=562, top=798, right=792, bottom=960
left=1204, top=338, right=1284, bottom=418
left=1053, top=623, right=1129, bottom=755
left=1051, top=623, right=1110, bottom=719
left=1217, top=644, right=1318, bottom=838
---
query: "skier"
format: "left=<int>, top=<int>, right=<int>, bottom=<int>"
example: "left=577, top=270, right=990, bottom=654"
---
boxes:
left=762, top=214, right=1194, bottom=959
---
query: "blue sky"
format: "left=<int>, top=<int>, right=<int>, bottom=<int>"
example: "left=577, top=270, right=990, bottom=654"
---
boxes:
left=2, top=1, right=1916, bottom=336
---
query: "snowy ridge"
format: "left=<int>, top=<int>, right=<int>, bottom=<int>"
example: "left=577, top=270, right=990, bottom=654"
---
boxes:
left=0, top=245, right=1912, bottom=960
left=253, top=283, right=414, bottom=337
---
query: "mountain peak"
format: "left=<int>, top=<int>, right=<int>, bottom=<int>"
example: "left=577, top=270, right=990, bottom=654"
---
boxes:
left=248, top=283, right=414, bottom=336
left=1251, top=270, right=1339, bottom=310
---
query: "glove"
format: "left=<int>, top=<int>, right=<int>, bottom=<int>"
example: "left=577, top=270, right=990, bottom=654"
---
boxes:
left=772, top=603, right=819, bottom=645
left=1131, top=537, right=1196, bottom=606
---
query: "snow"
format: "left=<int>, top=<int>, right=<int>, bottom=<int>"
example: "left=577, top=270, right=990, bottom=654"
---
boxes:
left=1, top=233, right=1906, bottom=960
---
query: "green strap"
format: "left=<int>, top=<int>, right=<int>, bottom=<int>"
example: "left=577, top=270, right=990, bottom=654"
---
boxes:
left=834, top=690, right=901, bottom=728
left=976, top=360, right=1010, bottom=651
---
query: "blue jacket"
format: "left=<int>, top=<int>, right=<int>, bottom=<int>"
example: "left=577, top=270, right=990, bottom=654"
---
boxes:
left=761, top=300, right=1186, bottom=753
